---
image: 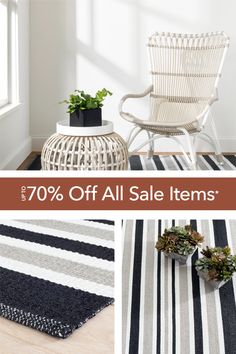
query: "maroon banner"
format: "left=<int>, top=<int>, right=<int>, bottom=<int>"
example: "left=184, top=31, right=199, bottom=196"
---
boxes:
left=0, top=177, right=234, bottom=210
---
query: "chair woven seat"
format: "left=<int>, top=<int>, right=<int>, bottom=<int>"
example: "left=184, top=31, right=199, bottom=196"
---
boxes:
left=137, top=122, right=199, bottom=136
left=119, top=31, right=229, bottom=169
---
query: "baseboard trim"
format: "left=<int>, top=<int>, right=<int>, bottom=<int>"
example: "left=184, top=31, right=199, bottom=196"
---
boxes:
left=31, top=136, right=48, bottom=151
left=32, top=135, right=236, bottom=154
left=0, top=137, right=32, bottom=170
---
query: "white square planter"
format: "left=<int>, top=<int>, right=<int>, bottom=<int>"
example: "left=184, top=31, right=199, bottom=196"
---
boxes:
left=164, top=248, right=197, bottom=264
left=197, top=270, right=229, bottom=289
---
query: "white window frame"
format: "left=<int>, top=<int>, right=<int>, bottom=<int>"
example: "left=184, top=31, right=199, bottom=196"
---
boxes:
left=0, top=0, right=19, bottom=115
left=0, top=0, right=9, bottom=108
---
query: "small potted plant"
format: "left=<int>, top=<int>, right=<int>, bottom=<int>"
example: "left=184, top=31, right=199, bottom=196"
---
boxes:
left=155, top=225, right=204, bottom=263
left=195, top=246, right=236, bottom=289
left=61, top=88, right=112, bottom=127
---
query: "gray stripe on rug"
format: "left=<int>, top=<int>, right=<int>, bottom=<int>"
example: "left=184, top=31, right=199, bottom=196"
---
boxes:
left=143, top=157, right=156, bottom=170
left=177, top=219, right=192, bottom=354
left=229, top=220, right=236, bottom=297
left=210, top=155, right=230, bottom=170
left=143, top=220, right=155, bottom=353
left=229, top=220, right=236, bottom=251
left=164, top=220, right=171, bottom=354
left=122, top=220, right=134, bottom=354
left=222, top=157, right=236, bottom=170
left=200, top=220, right=221, bottom=354
left=19, top=219, right=114, bottom=241
left=0, top=243, right=113, bottom=287
left=198, top=155, right=216, bottom=170
left=176, top=155, right=188, bottom=169
left=164, top=155, right=180, bottom=170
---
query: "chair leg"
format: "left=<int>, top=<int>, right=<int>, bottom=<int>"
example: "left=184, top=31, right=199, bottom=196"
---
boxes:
left=189, top=143, right=198, bottom=170
left=177, top=128, right=197, bottom=170
left=126, top=126, right=139, bottom=147
left=126, top=126, right=142, bottom=150
left=209, top=111, right=224, bottom=165
left=146, top=131, right=154, bottom=159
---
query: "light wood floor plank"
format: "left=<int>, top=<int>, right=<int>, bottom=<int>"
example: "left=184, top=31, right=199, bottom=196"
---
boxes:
left=0, top=305, right=114, bottom=354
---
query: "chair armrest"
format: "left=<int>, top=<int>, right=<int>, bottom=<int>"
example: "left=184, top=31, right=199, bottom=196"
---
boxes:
left=209, top=88, right=219, bottom=105
left=119, top=85, right=153, bottom=118
left=119, top=112, right=144, bottom=124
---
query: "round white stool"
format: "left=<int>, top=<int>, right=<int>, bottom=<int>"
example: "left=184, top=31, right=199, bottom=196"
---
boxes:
left=41, top=120, right=128, bottom=170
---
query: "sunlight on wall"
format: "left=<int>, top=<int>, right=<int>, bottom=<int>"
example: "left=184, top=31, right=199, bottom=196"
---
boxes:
left=76, top=0, right=91, bottom=44
left=73, top=0, right=236, bottom=150
left=77, top=0, right=140, bottom=79
left=147, top=0, right=199, bottom=22
left=93, top=0, right=137, bottom=76
left=30, top=0, right=236, bottom=151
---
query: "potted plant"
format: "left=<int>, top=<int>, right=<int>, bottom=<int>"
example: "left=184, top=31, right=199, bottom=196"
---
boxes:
left=61, top=88, right=112, bottom=127
left=195, top=246, right=236, bottom=289
left=155, top=225, right=204, bottom=263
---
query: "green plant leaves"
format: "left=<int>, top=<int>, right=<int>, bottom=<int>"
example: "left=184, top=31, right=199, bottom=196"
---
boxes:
left=195, top=246, right=236, bottom=281
left=60, top=88, right=112, bottom=113
left=86, top=100, right=99, bottom=109
left=155, top=225, right=204, bottom=256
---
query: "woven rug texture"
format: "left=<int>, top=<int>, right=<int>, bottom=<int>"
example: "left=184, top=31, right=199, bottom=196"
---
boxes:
left=28, top=154, right=236, bottom=170
left=122, top=219, right=236, bottom=354
left=0, top=220, right=114, bottom=338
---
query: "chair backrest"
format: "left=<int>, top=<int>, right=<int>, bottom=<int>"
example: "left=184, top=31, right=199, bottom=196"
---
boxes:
left=148, top=32, right=229, bottom=103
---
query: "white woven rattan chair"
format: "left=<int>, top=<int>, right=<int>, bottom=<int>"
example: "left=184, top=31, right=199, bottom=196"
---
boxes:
left=119, top=32, right=229, bottom=169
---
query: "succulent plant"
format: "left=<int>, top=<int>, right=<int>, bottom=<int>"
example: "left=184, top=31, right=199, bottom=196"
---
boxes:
left=155, top=225, right=204, bottom=256
left=196, top=246, right=236, bottom=281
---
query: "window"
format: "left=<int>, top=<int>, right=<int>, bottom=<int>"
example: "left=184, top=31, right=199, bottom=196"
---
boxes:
left=0, top=0, right=8, bottom=108
left=0, top=0, right=18, bottom=111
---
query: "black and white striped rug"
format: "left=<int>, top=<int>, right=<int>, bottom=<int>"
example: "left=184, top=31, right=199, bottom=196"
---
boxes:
left=27, top=154, right=236, bottom=170
left=0, top=219, right=114, bottom=338
left=129, top=155, right=236, bottom=170
left=122, top=220, right=236, bottom=354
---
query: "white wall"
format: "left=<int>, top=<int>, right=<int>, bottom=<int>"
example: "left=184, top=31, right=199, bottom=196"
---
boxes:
left=30, top=0, right=236, bottom=152
left=30, top=0, right=77, bottom=150
left=0, top=0, right=31, bottom=169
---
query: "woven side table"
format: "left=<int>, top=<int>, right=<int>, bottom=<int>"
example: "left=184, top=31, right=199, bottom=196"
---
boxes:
left=41, top=120, right=128, bottom=170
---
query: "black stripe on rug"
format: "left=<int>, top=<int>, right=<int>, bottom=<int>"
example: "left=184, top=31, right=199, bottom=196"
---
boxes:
left=0, top=224, right=114, bottom=262
left=190, top=219, right=203, bottom=354
left=85, top=219, right=115, bottom=226
left=171, top=220, right=176, bottom=354
left=129, top=155, right=143, bottom=170
left=0, top=266, right=113, bottom=338
left=156, top=220, right=162, bottom=354
left=224, top=155, right=236, bottom=167
left=213, top=220, right=236, bottom=354
left=172, top=155, right=184, bottom=170
left=202, top=155, right=220, bottom=170
left=152, top=156, right=165, bottom=170
left=129, top=220, right=143, bottom=354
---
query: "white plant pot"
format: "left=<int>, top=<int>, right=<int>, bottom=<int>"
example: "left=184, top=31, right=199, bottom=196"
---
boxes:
left=164, top=250, right=194, bottom=264
left=197, top=270, right=229, bottom=289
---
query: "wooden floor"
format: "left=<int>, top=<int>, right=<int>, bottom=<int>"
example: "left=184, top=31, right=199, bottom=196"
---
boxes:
left=0, top=305, right=114, bottom=354
left=17, top=152, right=41, bottom=170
